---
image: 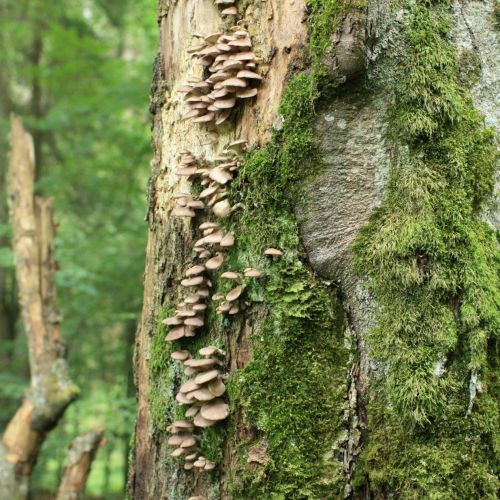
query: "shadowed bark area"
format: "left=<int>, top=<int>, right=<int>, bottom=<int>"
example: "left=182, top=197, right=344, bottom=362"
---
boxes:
left=56, top=429, right=103, bottom=500
left=0, top=116, right=79, bottom=499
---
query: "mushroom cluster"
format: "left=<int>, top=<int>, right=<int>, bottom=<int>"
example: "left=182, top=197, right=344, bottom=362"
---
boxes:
left=181, top=26, right=261, bottom=125
left=164, top=139, right=265, bottom=473
left=167, top=347, right=228, bottom=470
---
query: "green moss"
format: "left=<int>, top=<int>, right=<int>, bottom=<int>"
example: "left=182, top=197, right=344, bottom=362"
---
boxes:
left=149, top=304, right=177, bottom=432
left=230, top=263, right=348, bottom=499
left=352, top=2, right=499, bottom=496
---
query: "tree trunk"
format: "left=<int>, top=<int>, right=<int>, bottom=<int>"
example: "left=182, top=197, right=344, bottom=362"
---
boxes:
left=0, top=116, right=79, bottom=499
left=56, top=429, right=103, bottom=500
left=129, top=1, right=499, bottom=499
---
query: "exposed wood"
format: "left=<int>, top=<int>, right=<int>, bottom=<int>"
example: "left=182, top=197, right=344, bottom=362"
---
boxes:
left=56, top=429, right=104, bottom=500
left=0, top=115, right=79, bottom=499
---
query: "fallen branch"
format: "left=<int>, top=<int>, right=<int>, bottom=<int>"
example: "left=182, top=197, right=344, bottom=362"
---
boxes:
left=56, top=429, right=104, bottom=500
left=0, top=115, right=79, bottom=499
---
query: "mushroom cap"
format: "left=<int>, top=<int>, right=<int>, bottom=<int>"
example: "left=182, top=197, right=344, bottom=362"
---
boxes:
left=226, top=285, right=245, bottom=302
left=220, top=271, right=241, bottom=280
left=233, top=51, right=256, bottom=61
left=185, top=406, right=200, bottom=418
left=199, top=221, right=220, bottom=230
left=236, top=88, right=258, bottom=99
left=200, top=399, right=229, bottom=421
left=192, top=303, right=207, bottom=311
left=199, top=346, right=222, bottom=357
left=193, top=112, right=215, bottom=123
left=208, top=378, right=226, bottom=397
left=173, top=207, right=196, bottom=217
left=264, top=247, right=284, bottom=256
left=171, top=447, right=185, bottom=457
left=217, top=301, right=232, bottom=313
left=187, top=200, right=205, bottom=209
left=167, top=435, right=183, bottom=446
left=165, top=326, right=187, bottom=342
left=221, top=77, right=247, bottom=88
left=237, top=69, right=262, bottom=80
left=194, top=369, right=219, bottom=385
left=199, top=185, right=219, bottom=198
left=215, top=110, right=231, bottom=126
left=209, top=167, right=233, bottom=185
left=184, top=358, right=216, bottom=368
left=179, top=379, right=200, bottom=394
left=205, top=253, right=224, bottom=270
left=189, top=388, right=217, bottom=402
left=184, top=316, right=204, bottom=328
left=204, top=32, right=222, bottom=44
left=214, top=97, right=237, bottom=110
left=173, top=420, right=193, bottom=429
left=244, top=268, right=262, bottom=278
left=171, top=350, right=191, bottom=361
left=221, top=6, right=237, bottom=15
left=228, top=304, right=240, bottom=315
left=184, top=294, right=201, bottom=304
left=163, top=316, right=183, bottom=326
left=184, top=462, right=194, bottom=470
left=176, top=392, right=193, bottom=404
left=185, top=453, right=198, bottom=461
left=204, top=462, right=216, bottom=471
left=176, top=167, right=198, bottom=176
left=185, top=264, right=205, bottom=277
left=193, top=414, right=217, bottom=428
left=212, top=199, right=231, bottom=218
left=227, top=139, right=248, bottom=149
left=180, top=437, right=197, bottom=448
left=181, top=276, right=205, bottom=287
left=219, top=233, right=235, bottom=247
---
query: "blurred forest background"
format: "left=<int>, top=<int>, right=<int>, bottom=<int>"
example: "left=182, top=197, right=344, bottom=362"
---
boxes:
left=0, top=0, right=156, bottom=497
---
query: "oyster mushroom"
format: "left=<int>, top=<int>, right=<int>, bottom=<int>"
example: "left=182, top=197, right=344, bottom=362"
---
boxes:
left=264, top=247, right=283, bottom=257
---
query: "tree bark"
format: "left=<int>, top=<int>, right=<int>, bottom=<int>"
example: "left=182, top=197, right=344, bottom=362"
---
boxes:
left=56, top=429, right=103, bottom=500
left=129, top=1, right=499, bottom=499
left=0, top=116, right=79, bottom=499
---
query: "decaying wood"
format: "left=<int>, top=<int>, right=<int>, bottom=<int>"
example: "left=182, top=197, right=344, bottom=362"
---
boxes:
left=0, top=116, right=79, bottom=499
left=56, top=429, right=103, bottom=500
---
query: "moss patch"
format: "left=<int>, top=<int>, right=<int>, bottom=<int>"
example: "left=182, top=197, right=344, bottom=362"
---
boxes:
left=149, top=304, right=177, bottom=432
left=230, top=262, right=348, bottom=499
left=352, top=2, right=499, bottom=496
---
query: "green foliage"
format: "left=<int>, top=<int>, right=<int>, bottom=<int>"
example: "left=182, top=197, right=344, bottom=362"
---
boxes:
left=352, top=1, right=499, bottom=496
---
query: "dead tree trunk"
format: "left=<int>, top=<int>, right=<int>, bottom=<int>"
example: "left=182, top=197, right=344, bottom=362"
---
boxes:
left=56, top=429, right=103, bottom=500
left=0, top=116, right=79, bottom=499
left=129, top=1, right=499, bottom=499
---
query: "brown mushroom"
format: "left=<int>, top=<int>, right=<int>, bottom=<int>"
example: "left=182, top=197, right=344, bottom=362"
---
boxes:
left=219, top=233, right=235, bottom=247
left=264, top=247, right=283, bottom=257
left=200, top=399, right=229, bottom=421
left=194, top=369, right=219, bottom=385
left=226, top=285, right=245, bottom=302
left=244, top=268, right=262, bottom=278
left=171, top=350, right=191, bottom=361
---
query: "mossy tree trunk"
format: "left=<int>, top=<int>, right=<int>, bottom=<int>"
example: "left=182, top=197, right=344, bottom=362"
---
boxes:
left=129, top=1, right=499, bottom=498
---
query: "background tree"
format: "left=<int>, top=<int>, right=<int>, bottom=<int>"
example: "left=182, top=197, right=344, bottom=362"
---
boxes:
left=0, top=0, right=155, bottom=496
